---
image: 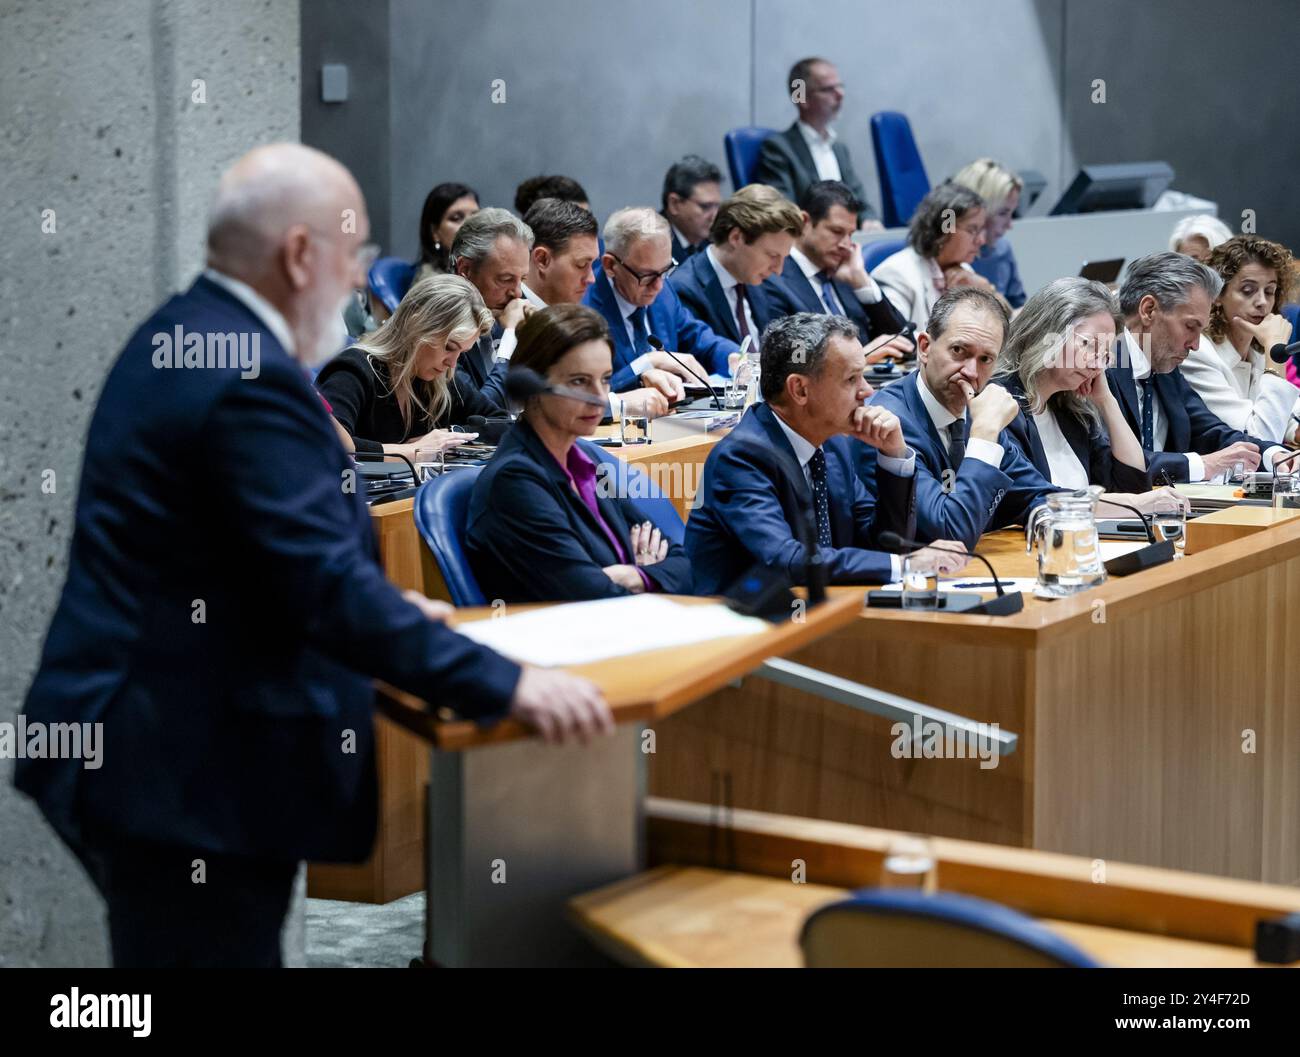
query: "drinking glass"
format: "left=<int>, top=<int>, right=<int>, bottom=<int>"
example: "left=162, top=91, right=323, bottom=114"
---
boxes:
left=1151, top=495, right=1186, bottom=558
left=412, top=447, right=444, bottom=482
left=901, top=555, right=939, bottom=610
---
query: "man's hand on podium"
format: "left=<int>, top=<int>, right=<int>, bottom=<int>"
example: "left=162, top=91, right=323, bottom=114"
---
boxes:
left=510, top=667, right=614, bottom=745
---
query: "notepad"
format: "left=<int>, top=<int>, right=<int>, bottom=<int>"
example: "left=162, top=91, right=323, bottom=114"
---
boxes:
left=454, top=595, right=768, bottom=667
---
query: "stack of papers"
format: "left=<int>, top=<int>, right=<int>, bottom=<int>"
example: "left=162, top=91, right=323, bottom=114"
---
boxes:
left=455, top=595, right=768, bottom=667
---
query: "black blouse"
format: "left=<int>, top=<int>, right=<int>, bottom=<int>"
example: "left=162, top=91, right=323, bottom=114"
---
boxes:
left=316, top=346, right=504, bottom=453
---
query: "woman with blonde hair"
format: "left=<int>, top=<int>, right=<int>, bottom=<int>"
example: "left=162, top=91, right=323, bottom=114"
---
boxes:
left=316, top=273, right=502, bottom=460
left=1180, top=235, right=1300, bottom=444
left=952, top=158, right=1026, bottom=308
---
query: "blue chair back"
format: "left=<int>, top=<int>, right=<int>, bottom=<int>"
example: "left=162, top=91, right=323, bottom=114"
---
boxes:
left=413, top=469, right=486, bottom=606
left=412, top=443, right=684, bottom=607
left=862, top=237, right=908, bottom=273
left=870, top=111, right=931, bottom=228
left=368, top=256, right=416, bottom=314
left=724, top=126, right=776, bottom=190
left=800, top=888, right=1100, bottom=968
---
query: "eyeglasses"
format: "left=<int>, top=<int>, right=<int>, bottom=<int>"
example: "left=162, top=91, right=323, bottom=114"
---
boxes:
left=609, top=253, right=676, bottom=288
left=688, top=198, right=721, bottom=214
left=810, top=82, right=846, bottom=95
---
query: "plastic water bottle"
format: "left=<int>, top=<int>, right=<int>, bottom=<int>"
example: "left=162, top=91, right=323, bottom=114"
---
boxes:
left=743, top=349, right=762, bottom=408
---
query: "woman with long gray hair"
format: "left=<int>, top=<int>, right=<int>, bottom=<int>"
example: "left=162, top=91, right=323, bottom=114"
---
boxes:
left=316, top=273, right=502, bottom=461
left=994, top=277, right=1184, bottom=514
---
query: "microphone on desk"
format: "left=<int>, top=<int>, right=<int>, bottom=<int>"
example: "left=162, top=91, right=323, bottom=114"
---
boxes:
left=503, top=365, right=610, bottom=408
left=877, top=531, right=1024, bottom=615
left=1091, top=495, right=1176, bottom=576
left=463, top=414, right=513, bottom=445
left=647, top=335, right=723, bottom=411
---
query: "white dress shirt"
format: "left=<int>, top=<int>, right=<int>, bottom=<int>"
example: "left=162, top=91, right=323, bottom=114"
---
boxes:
left=770, top=406, right=915, bottom=579
left=789, top=246, right=884, bottom=311
left=203, top=268, right=295, bottom=355
left=1179, top=334, right=1300, bottom=445
left=1032, top=408, right=1089, bottom=489
left=706, top=245, right=759, bottom=344
left=492, top=282, right=550, bottom=363
left=797, top=122, right=843, bottom=183
left=1123, top=329, right=1206, bottom=482
left=914, top=371, right=1003, bottom=469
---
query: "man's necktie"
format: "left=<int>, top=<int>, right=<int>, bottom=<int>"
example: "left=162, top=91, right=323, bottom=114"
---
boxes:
left=1139, top=378, right=1155, bottom=450
left=948, top=416, right=968, bottom=471
left=630, top=306, right=650, bottom=359
left=733, top=284, right=751, bottom=342
left=809, top=448, right=833, bottom=548
left=815, top=272, right=840, bottom=315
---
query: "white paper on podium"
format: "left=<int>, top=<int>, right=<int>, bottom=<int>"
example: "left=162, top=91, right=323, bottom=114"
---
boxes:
left=454, top=595, right=769, bottom=667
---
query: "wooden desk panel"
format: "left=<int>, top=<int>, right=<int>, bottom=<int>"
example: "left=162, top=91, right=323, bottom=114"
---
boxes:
left=1186, top=504, right=1300, bottom=555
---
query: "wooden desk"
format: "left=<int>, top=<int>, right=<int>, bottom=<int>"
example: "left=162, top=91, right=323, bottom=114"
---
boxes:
left=649, top=517, right=1300, bottom=886
left=309, top=429, right=723, bottom=903
left=570, top=800, right=1300, bottom=968
left=1186, top=503, right=1300, bottom=555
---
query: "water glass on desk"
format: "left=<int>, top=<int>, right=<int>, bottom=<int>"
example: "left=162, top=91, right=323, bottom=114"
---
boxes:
left=900, top=555, right=939, bottom=610
left=619, top=413, right=650, bottom=445
left=1151, top=494, right=1186, bottom=558
left=1273, top=471, right=1300, bottom=512
left=880, top=834, right=938, bottom=894
left=412, top=447, right=444, bottom=482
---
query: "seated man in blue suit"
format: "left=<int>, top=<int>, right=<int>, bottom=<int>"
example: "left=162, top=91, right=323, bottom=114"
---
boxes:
left=767, top=181, right=913, bottom=362
left=687, top=313, right=968, bottom=595
left=1107, top=251, right=1292, bottom=483
left=584, top=207, right=740, bottom=393
left=14, top=144, right=609, bottom=968
left=661, top=154, right=722, bottom=266
left=861, top=287, right=1063, bottom=550
left=669, top=183, right=801, bottom=350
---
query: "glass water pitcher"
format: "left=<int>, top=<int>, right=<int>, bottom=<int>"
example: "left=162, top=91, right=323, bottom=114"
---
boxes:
left=1027, top=489, right=1107, bottom=597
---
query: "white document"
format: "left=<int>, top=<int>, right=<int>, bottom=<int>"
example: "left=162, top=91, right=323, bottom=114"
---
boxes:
left=454, top=595, right=768, bottom=667
left=878, top=576, right=1041, bottom=594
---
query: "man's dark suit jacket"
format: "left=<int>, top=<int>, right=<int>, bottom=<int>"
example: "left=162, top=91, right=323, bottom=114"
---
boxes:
left=765, top=253, right=906, bottom=346
left=1105, top=354, right=1270, bottom=484
left=751, top=122, right=878, bottom=220
left=665, top=216, right=705, bottom=266
left=685, top=401, right=915, bottom=595
left=859, top=372, right=1060, bottom=549
left=458, top=323, right=509, bottom=407
left=995, top=372, right=1151, bottom=493
left=466, top=418, right=692, bottom=602
left=15, top=276, right=520, bottom=869
left=668, top=249, right=784, bottom=345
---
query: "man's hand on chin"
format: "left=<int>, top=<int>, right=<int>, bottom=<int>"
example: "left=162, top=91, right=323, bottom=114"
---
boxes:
left=850, top=405, right=907, bottom=459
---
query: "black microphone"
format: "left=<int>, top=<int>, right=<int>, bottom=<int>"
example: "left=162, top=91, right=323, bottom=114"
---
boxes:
left=1096, top=496, right=1156, bottom=543
left=1268, top=339, right=1300, bottom=364
left=877, top=531, right=1024, bottom=616
left=724, top=434, right=827, bottom=607
left=503, top=365, right=608, bottom=408
left=463, top=414, right=512, bottom=444
left=1092, top=494, right=1177, bottom=576
left=647, top=334, right=723, bottom=411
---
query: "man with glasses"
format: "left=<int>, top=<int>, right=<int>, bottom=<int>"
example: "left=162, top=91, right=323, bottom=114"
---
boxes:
left=753, top=57, right=883, bottom=232
left=584, top=207, right=739, bottom=394
left=661, top=155, right=723, bottom=267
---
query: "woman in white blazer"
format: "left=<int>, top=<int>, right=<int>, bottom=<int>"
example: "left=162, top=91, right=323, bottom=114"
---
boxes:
left=870, top=181, right=995, bottom=330
left=1180, top=235, right=1300, bottom=446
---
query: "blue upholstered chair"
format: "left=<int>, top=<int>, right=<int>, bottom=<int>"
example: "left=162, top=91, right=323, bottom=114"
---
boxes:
left=800, top=888, right=1100, bottom=968
left=862, top=237, right=908, bottom=273
left=724, top=126, right=776, bottom=190
left=870, top=112, right=931, bottom=228
left=368, top=256, right=416, bottom=314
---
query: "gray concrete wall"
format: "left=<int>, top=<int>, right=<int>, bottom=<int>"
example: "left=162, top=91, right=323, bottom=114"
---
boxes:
left=0, top=0, right=300, bottom=968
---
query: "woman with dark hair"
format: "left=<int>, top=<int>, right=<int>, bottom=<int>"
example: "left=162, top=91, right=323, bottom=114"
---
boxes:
left=416, top=182, right=479, bottom=279
left=1180, top=235, right=1300, bottom=444
left=465, top=304, right=692, bottom=602
left=870, top=181, right=996, bottom=329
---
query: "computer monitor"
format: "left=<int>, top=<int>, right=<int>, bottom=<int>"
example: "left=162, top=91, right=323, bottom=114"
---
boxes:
left=1049, top=162, right=1175, bottom=216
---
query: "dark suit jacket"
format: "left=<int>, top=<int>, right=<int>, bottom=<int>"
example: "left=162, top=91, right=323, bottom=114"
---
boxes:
left=994, top=372, right=1151, bottom=493
left=15, top=276, right=520, bottom=867
left=1105, top=356, right=1269, bottom=484
left=582, top=269, right=739, bottom=391
left=466, top=418, right=692, bottom=602
left=860, top=372, right=1061, bottom=549
left=668, top=249, right=784, bottom=345
left=457, top=325, right=509, bottom=408
left=665, top=216, right=705, bottom=265
left=685, top=402, right=915, bottom=595
left=316, top=345, right=504, bottom=453
left=765, top=254, right=906, bottom=346
left=751, top=122, right=877, bottom=220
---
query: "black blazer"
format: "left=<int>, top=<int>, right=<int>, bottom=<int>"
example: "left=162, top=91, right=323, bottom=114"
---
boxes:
left=1105, top=355, right=1269, bottom=483
left=668, top=248, right=784, bottom=345
left=316, top=346, right=503, bottom=453
left=457, top=325, right=509, bottom=408
left=995, top=373, right=1151, bottom=493
left=15, top=277, right=520, bottom=866
left=765, top=254, right=906, bottom=346
left=466, top=418, right=693, bottom=603
left=752, top=123, right=877, bottom=220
